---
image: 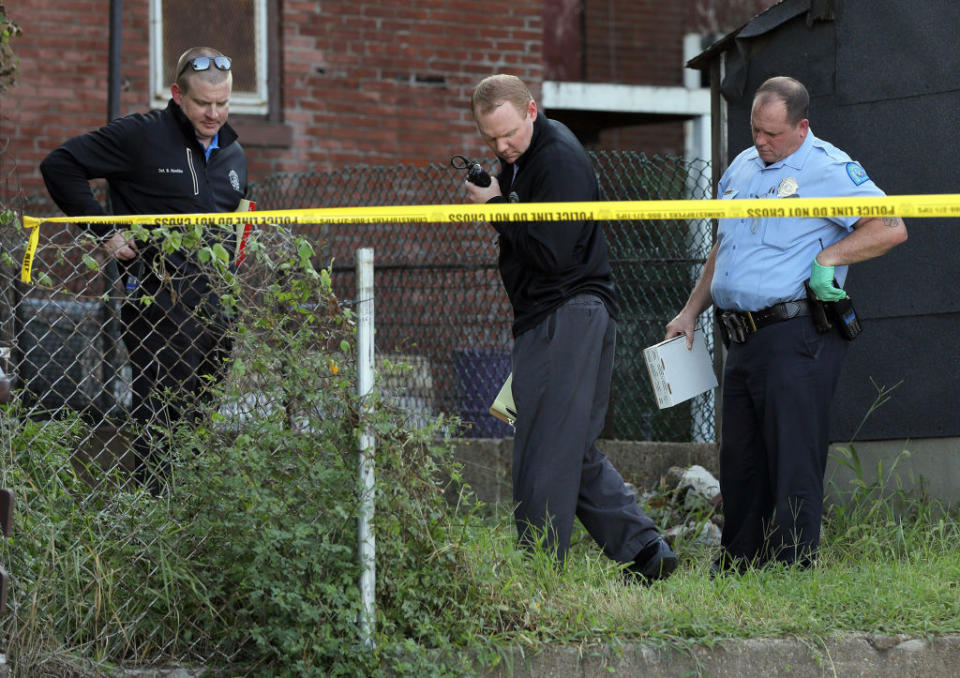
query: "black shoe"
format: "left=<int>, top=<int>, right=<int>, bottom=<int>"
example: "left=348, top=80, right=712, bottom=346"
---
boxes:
left=627, top=538, right=678, bottom=584
left=710, top=553, right=749, bottom=578
left=708, top=557, right=723, bottom=579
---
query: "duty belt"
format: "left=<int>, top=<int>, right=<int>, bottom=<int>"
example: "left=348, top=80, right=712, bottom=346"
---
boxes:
left=718, top=300, right=810, bottom=344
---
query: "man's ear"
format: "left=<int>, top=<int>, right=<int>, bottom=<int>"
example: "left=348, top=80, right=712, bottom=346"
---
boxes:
left=526, top=99, right=538, bottom=121
left=171, top=83, right=183, bottom=106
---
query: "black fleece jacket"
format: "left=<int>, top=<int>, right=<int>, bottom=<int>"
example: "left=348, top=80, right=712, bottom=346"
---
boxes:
left=40, top=100, right=247, bottom=313
left=488, top=112, right=618, bottom=338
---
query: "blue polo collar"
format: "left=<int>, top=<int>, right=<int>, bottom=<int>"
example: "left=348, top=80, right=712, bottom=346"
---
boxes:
left=204, top=133, right=220, bottom=162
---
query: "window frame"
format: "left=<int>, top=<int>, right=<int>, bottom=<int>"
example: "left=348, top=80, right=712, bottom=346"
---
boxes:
left=149, top=0, right=270, bottom=116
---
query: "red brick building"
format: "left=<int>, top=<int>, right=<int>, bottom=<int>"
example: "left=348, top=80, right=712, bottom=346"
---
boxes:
left=0, top=0, right=774, bottom=201
left=0, top=0, right=775, bottom=444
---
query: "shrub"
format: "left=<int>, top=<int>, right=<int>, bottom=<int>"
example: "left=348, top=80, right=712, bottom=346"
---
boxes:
left=0, top=225, right=493, bottom=676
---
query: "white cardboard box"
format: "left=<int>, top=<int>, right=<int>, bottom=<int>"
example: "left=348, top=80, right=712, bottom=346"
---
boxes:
left=643, top=330, right=718, bottom=409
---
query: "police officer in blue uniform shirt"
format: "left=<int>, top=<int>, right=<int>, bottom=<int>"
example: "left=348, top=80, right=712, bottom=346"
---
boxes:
left=666, top=76, right=907, bottom=573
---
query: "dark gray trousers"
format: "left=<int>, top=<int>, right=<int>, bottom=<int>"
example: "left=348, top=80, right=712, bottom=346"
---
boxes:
left=719, top=316, right=848, bottom=567
left=511, top=294, right=660, bottom=565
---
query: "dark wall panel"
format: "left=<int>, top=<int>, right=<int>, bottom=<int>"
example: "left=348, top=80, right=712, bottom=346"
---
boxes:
left=717, top=1, right=960, bottom=440
left=831, top=314, right=960, bottom=441
left=836, top=1, right=960, bottom=105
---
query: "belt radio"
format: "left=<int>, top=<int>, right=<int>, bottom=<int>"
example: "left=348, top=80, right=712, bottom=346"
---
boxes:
left=831, top=296, right=862, bottom=340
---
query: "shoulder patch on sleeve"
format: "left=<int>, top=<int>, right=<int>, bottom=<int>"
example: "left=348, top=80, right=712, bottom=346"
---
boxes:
left=846, top=162, right=869, bottom=186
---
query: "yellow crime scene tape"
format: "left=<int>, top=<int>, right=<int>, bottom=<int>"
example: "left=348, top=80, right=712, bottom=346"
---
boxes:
left=19, top=193, right=960, bottom=284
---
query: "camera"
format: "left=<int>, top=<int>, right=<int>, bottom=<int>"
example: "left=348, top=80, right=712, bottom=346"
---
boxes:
left=450, top=155, right=491, bottom=187
left=466, top=163, right=492, bottom=187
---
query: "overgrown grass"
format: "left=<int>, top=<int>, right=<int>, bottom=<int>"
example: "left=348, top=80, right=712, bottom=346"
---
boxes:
left=449, top=490, right=960, bottom=647
left=3, top=401, right=959, bottom=677
left=1, top=225, right=956, bottom=676
left=450, top=415, right=960, bottom=665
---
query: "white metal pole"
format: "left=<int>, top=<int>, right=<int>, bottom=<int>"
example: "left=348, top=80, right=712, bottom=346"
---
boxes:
left=683, top=33, right=716, bottom=443
left=356, top=247, right=376, bottom=648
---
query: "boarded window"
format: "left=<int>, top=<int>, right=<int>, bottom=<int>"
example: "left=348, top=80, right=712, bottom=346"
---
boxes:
left=151, top=0, right=268, bottom=114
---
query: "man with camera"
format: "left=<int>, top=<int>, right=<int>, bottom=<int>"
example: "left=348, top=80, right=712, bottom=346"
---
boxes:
left=666, top=76, right=907, bottom=573
left=41, top=46, right=248, bottom=495
left=462, top=74, right=677, bottom=581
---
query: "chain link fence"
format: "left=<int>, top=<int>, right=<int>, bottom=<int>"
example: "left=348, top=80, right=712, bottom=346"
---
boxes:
left=8, top=152, right=714, bottom=448
left=0, top=151, right=714, bottom=671
left=247, top=151, right=716, bottom=443
left=0, top=215, right=366, bottom=670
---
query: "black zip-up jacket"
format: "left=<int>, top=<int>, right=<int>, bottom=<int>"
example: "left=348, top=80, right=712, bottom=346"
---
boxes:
left=488, top=112, right=619, bottom=337
left=40, top=100, right=248, bottom=315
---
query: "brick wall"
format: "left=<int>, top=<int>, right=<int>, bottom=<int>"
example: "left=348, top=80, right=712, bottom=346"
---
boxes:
left=583, top=0, right=688, bottom=87
left=0, top=0, right=150, bottom=202
left=552, top=0, right=779, bottom=157
left=539, top=0, right=690, bottom=157
left=262, top=0, right=544, bottom=176
left=0, top=0, right=544, bottom=200
left=1, top=0, right=775, bottom=202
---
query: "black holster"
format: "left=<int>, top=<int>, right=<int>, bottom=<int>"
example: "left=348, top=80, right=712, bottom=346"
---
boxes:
left=804, top=279, right=862, bottom=341
left=804, top=280, right=833, bottom=333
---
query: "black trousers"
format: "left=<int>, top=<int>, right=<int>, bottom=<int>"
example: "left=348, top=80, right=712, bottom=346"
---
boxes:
left=121, top=302, right=232, bottom=490
left=718, top=316, right=848, bottom=568
left=511, top=294, right=660, bottom=565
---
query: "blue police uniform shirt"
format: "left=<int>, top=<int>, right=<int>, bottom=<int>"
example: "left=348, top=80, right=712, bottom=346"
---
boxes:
left=204, top=132, right=220, bottom=162
left=711, top=130, right=886, bottom=312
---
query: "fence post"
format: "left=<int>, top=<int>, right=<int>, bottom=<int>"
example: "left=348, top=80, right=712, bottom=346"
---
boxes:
left=0, top=346, right=10, bottom=616
left=0, top=489, right=11, bottom=617
left=0, top=348, right=10, bottom=408
left=355, top=248, right=376, bottom=648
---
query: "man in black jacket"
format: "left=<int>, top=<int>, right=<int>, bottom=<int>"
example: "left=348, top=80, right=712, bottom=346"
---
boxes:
left=463, top=74, right=677, bottom=581
left=41, top=46, right=248, bottom=494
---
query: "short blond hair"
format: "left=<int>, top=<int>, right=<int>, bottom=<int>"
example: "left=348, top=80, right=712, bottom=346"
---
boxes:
left=471, top=74, right=533, bottom=119
left=175, top=46, right=231, bottom=93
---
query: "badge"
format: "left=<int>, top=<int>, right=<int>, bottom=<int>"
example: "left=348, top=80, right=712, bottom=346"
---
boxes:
left=776, top=177, right=799, bottom=198
left=228, top=169, right=241, bottom=192
left=508, top=192, right=520, bottom=203
left=846, top=162, right=869, bottom=186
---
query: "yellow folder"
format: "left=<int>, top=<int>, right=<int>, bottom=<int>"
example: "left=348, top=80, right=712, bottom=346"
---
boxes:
left=489, top=372, right=516, bottom=426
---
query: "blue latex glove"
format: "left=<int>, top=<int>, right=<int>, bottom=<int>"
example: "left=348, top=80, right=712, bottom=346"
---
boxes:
left=809, top=259, right=848, bottom=302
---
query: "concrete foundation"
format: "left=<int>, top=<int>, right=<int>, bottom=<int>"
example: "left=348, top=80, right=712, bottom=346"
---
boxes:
left=826, top=437, right=960, bottom=506
left=452, top=438, right=719, bottom=508
left=453, top=436, right=960, bottom=509
left=480, top=633, right=960, bottom=678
